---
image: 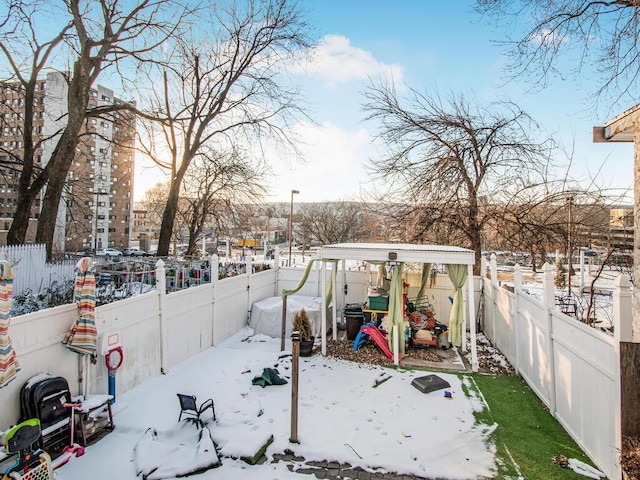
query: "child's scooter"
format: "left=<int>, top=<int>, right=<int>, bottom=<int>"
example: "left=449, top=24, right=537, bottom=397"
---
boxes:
left=1, top=418, right=53, bottom=480
left=50, top=402, right=85, bottom=470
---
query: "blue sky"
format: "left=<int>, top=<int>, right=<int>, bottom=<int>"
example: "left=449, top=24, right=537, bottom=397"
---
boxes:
left=134, top=0, right=634, bottom=203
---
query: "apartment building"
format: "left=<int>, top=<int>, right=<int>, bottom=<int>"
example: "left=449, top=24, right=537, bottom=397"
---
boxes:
left=0, top=72, right=135, bottom=253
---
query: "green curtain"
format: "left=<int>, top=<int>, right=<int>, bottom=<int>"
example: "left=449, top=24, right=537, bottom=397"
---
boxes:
left=415, top=263, right=431, bottom=302
left=282, top=259, right=336, bottom=306
left=445, top=264, right=467, bottom=347
left=386, top=263, right=405, bottom=357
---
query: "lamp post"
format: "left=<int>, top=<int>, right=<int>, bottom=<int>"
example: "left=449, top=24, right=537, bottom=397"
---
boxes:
left=288, top=189, right=299, bottom=266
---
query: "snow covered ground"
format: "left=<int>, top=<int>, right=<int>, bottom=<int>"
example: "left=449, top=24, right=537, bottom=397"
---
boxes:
left=56, top=328, right=497, bottom=480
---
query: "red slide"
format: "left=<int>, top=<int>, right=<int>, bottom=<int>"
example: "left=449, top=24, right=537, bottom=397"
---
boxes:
left=361, top=324, right=395, bottom=360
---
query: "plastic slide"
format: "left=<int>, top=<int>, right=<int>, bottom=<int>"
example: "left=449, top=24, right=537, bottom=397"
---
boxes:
left=352, top=323, right=373, bottom=351
left=352, top=323, right=395, bottom=360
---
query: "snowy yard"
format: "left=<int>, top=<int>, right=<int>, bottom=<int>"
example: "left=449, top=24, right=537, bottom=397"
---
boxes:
left=56, top=328, right=497, bottom=480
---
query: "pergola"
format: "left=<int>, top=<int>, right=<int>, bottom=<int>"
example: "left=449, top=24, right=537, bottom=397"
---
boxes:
left=317, top=243, right=478, bottom=372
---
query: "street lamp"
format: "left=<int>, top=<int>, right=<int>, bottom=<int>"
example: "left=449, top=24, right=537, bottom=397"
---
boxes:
left=288, top=189, right=299, bottom=266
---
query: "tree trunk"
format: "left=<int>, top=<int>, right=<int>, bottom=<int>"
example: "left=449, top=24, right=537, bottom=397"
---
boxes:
left=7, top=189, right=39, bottom=245
left=7, top=79, right=41, bottom=245
left=35, top=63, right=90, bottom=259
left=157, top=182, right=180, bottom=257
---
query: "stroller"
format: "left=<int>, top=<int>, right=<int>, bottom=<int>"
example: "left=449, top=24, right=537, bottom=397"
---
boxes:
left=1, top=418, right=53, bottom=480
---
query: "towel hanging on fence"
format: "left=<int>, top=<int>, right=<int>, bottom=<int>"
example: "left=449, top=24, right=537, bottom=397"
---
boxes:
left=0, top=260, right=19, bottom=388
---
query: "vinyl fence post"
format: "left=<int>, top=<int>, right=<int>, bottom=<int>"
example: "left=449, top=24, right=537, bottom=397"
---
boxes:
left=274, top=249, right=280, bottom=297
left=156, top=259, right=168, bottom=374
left=246, top=253, right=253, bottom=333
left=513, top=264, right=522, bottom=373
left=542, top=262, right=557, bottom=415
left=489, top=253, right=498, bottom=287
left=614, top=274, right=631, bottom=480
left=614, top=274, right=633, bottom=343
left=211, top=254, right=218, bottom=347
left=490, top=253, right=498, bottom=338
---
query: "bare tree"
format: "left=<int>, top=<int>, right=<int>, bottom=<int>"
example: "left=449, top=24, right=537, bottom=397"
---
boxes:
left=362, top=80, right=552, bottom=273
left=137, top=0, right=311, bottom=257
left=475, top=0, right=640, bottom=108
left=299, top=201, right=370, bottom=245
left=0, top=0, right=186, bottom=258
left=179, top=147, right=267, bottom=256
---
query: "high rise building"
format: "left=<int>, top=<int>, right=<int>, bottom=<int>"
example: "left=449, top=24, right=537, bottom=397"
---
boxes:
left=0, top=72, right=135, bottom=254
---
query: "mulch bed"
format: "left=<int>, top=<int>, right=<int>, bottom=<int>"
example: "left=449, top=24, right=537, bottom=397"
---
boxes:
left=325, top=338, right=443, bottom=367
left=621, top=436, right=640, bottom=479
left=325, top=332, right=518, bottom=377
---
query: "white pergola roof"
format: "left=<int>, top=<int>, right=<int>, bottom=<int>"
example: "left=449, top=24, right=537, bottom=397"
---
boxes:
left=317, top=242, right=478, bottom=371
left=320, top=242, right=475, bottom=265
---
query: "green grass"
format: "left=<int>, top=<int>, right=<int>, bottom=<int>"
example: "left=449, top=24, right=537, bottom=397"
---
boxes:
left=469, top=374, right=597, bottom=479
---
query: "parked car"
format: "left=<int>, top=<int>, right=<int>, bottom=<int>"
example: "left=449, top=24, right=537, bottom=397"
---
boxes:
left=96, top=247, right=122, bottom=257
left=123, top=247, right=147, bottom=256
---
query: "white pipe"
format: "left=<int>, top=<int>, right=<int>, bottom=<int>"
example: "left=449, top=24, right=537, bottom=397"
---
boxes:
left=393, top=324, right=399, bottom=366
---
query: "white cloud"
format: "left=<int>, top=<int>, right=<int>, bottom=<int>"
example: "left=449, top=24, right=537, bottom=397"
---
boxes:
left=265, top=121, right=381, bottom=202
left=292, top=34, right=404, bottom=86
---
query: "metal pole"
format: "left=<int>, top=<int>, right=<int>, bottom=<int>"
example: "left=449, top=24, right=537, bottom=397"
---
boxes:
left=290, top=330, right=300, bottom=444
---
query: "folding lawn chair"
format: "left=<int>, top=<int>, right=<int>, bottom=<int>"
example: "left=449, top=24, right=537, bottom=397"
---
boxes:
left=176, top=394, right=216, bottom=422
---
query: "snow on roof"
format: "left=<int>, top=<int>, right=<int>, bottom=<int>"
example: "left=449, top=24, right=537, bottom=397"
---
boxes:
left=320, top=243, right=475, bottom=265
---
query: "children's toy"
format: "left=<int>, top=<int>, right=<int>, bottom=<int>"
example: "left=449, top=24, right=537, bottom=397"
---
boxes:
left=50, top=403, right=85, bottom=470
left=353, top=322, right=395, bottom=360
left=1, top=418, right=53, bottom=480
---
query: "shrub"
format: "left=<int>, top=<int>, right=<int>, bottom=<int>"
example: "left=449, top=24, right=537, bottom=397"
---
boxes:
left=293, top=308, right=312, bottom=341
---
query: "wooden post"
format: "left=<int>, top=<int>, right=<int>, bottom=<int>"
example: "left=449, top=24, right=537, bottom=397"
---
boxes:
left=290, top=330, right=300, bottom=444
left=280, top=295, right=288, bottom=351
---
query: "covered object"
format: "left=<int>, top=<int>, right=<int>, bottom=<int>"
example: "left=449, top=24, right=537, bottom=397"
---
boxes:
left=249, top=295, right=322, bottom=338
left=317, top=243, right=478, bottom=371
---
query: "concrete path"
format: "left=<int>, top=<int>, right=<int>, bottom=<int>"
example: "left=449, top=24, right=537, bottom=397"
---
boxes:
left=270, top=452, right=439, bottom=480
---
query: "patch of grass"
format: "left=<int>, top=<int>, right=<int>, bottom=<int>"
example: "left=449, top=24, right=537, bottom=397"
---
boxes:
left=469, top=374, right=597, bottom=479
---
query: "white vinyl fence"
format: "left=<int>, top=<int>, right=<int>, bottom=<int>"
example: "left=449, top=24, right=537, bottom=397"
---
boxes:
left=482, top=256, right=626, bottom=480
left=0, top=244, right=76, bottom=297
left=0, top=254, right=373, bottom=430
